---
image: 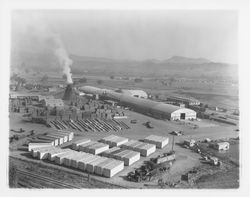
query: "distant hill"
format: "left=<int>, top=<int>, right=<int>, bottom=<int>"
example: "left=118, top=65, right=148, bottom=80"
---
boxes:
left=10, top=52, right=238, bottom=80
left=165, top=56, right=212, bottom=64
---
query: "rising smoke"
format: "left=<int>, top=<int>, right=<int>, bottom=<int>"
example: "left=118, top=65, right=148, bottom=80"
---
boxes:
left=11, top=11, right=73, bottom=84
left=53, top=36, right=73, bottom=84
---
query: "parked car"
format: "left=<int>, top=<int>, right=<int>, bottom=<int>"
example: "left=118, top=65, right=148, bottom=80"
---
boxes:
left=169, top=131, right=184, bottom=136
left=145, top=121, right=154, bottom=128
left=130, top=119, right=137, bottom=124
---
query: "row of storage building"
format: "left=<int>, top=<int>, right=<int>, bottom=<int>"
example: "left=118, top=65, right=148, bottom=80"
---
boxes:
left=101, top=147, right=140, bottom=166
left=28, top=134, right=170, bottom=178
left=72, top=139, right=109, bottom=155
left=120, top=140, right=156, bottom=157
left=29, top=130, right=74, bottom=150
left=99, top=135, right=129, bottom=147
left=29, top=145, right=125, bottom=178
left=72, top=134, right=169, bottom=157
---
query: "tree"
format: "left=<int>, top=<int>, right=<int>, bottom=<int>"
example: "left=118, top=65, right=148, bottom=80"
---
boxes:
left=10, top=73, right=18, bottom=81
left=41, top=74, right=49, bottom=83
left=110, top=75, right=115, bottom=80
left=97, top=79, right=103, bottom=85
left=168, top=77, right=176, bottom=86
left=25, top=68, right=30, bottom=74
left=134, top=78, right=143, bottom=83
left=79, top=77, right=87, bottom=83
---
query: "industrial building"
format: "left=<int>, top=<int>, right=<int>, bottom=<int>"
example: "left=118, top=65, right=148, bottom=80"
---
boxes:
left=41, top=98, right=64, bottom=108
left=166, top=95, right=200, bottom=106
left=209, top=142, right=230, bottom=151
left=38, top=95, right=54, bottom=101
left=79, top=86, right=197, bottom=120
left=115, top=89, right=148, bottom=99
left=116, top=94, right=196, bottom=120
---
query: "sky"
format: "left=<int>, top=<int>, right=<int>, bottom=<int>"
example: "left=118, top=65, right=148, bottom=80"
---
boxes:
left=11, top=10, right=238, bottom=64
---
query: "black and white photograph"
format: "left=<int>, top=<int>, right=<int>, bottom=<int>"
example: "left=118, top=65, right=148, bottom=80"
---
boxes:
left=2, top=0, right=249, bottom=192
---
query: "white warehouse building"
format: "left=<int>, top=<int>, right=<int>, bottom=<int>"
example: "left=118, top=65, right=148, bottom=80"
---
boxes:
left=120, top=89, right=148, bottom=99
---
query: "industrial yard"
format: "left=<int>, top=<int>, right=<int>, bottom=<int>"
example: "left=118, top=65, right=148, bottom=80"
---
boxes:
left=8, top=9, right=240, bottom=189
left=9, top=81, right=239, bottom=188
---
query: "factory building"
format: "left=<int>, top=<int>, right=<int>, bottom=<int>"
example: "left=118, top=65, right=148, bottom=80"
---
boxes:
left=116, top=89, right=148, bottom=99
left=79, top=86, right=196, bottom=120
left=41, top=98, right=64, bottom=108
left=38, top=95, right=54, bottom=101
left=167, top=96, right=200, bottom=106
left=117, top=94, right=196, bottom=120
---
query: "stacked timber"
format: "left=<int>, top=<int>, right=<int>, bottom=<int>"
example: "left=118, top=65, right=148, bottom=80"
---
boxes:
left=34, top=130, right=74, bottom=147
left=71, top=154, right=94, bottom=168
left=100, top=135, right=128, bottom=147
left=28, top=143, right=54, bottom=152
left=78, top=141, right=109, bottom=155
left=101, top=147, right=121, bottom=157
left=37, top=135, right=60, bottom=146
left=144, top=135, right=169, bottom=149
left=102, top=147, right=140, bottom=166
left=102, top=160, right=124, bottom=178
left=78, top=155, right=102, bottom=171
left=85, top=157, right=108, bottom=173
left=30, top=146, right=56, bottom=158
left=71, top=138, right=91, bottom=150
left=54, top=150, right=76, bottom=165
left=64, top=152, right=88, bottom=167
left=29, top=146, right=124, bottom=178
left=121, top=140, right=156, bottom=156
left=47, top=148, right=72, bottom=161
left=45, top=130, right=74, bottom=145
left=36, top=147, right=58, bottom=160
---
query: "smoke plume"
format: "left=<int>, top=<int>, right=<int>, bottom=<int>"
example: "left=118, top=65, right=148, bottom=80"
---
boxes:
left=53, top=36, right=73, bottom=84
left=11, top=11, right=73, bottom=83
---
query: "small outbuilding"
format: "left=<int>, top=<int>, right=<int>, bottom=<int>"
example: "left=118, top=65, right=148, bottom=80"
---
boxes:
left=184, top=139, right=196, bottom=147
left=210, top=142, right=230, bottom=151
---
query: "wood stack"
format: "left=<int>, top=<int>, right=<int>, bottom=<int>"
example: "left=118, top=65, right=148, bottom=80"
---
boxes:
left=121, top=140, right=156, bottom=157
left=144, top=135, right=169, bottom=149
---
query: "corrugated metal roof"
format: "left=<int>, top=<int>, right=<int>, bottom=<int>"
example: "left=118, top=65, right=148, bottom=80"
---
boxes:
left=119, top=94, right=183, bottom=114
left=121, top=89, right=148, bottom=97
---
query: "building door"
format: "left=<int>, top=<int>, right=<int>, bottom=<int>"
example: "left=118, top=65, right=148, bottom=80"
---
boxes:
left=180, top=113, right=185, bottom=119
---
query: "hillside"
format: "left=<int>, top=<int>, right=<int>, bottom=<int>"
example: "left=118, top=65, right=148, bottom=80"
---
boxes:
left=10, top=52, right=238, bottom=80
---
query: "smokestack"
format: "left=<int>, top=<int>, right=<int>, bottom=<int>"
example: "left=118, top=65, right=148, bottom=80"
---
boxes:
left=63, top=84, right=76, bottom=101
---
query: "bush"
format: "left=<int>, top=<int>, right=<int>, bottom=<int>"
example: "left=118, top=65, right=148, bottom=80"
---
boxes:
left=97, top=80, right=103, bottom=85
left=79, top=77, right=87, bottom=83
left=134, top=78, right=143, bottom=83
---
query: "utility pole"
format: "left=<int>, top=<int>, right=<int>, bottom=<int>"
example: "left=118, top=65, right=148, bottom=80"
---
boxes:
left=171, top=135, right=175, bottom=152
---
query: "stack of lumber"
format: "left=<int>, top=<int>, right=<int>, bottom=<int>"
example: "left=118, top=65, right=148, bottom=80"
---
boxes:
left=121, top=140, right=156, bottom=156
left=35, top=130, right=74, bottom=147
left=78, top=141, right=109, bottom=155
left=102, top=147, right=140, bottom=166
left=71, top=138, right=91, bottom=150
left=144, top=135, right=169, bottom=148
left=99, top=135, right=128, bottom=147
left=29, top=146, right=124, bottom=178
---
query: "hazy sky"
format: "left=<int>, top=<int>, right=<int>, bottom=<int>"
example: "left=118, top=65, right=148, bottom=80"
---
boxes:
left=12, top=10, right=238, bottom=64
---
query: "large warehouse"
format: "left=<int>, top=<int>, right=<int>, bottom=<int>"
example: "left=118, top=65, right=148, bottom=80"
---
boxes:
left=117, top=94, right=196, bottom=120
left=115, top=89, right=148, bottom=99
left=79, top=86, right=197, bottom=120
